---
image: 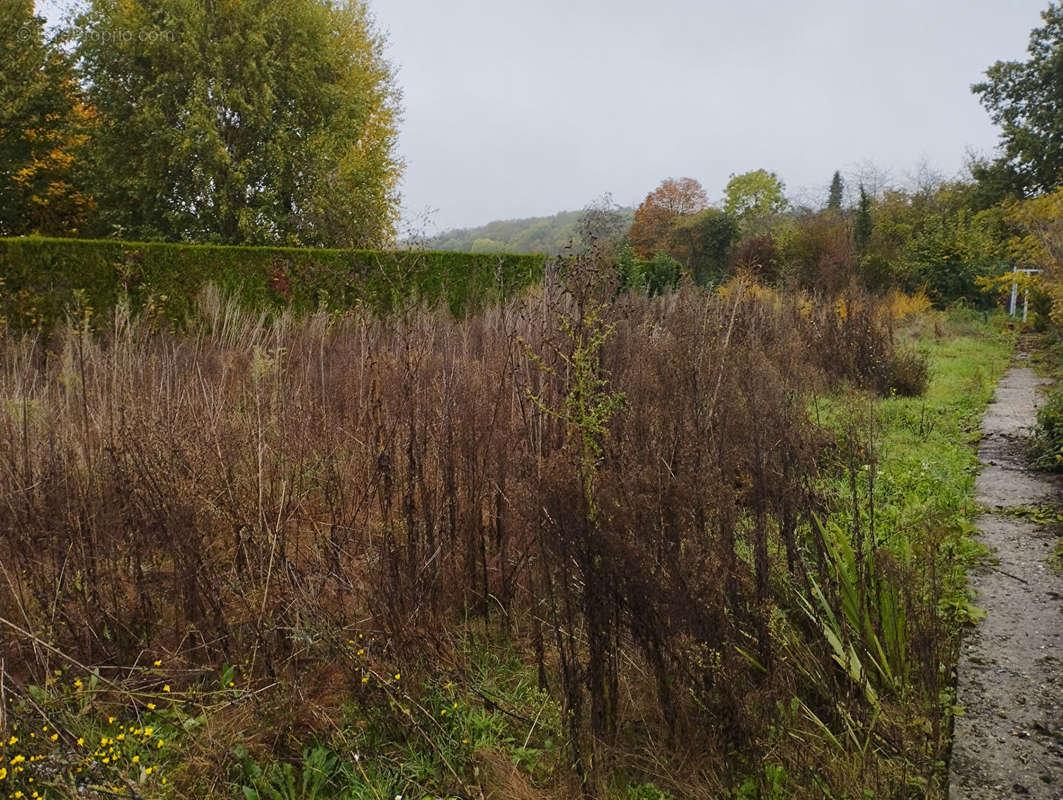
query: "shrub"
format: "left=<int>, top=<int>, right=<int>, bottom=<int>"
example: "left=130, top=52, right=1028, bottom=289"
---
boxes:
left=1032, top=387, right=1063, bottom=470
left=884, top=289, right=933, bottom=319
left=643, top=251, right=682, bottom=295
left=883, top=348, right=931, bottom=397
left=612, top=250, right=682, bottom=296
left=0, top=236, right=545, bottom=332
left=796, top=288, right=928, bottom=397
left=730, top=234, right=778, bottom=283
left=776, top=211, right=856, bottom=293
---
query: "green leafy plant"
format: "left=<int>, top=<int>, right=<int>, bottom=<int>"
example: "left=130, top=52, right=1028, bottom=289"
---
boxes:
left=736, top=763, right=787, bottom=800
left=237, top=746, right=341, bottom=800
left=621, top=781, right=675, bottom=800
left=1031, top=387, right=1063, bottom=471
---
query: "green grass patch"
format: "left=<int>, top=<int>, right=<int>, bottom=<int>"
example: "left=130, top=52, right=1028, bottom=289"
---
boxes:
left=773, top=310, right=1015, bottom=796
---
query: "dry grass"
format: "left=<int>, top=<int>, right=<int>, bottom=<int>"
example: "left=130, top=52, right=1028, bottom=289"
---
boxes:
left=0, top=268, right=935, bottom=797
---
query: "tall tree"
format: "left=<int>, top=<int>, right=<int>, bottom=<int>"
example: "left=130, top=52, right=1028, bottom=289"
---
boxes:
left=777, top=211, right=855, bottom=293
left=967, top=155, right=1023, bottom=210
left=75, top=0, right=402, bottom=246
left=854, top=185, right=873, bottom=253
left=667, top=208, right=738, bottom=284
left=827, top=170, right=844, bottom=210
left=1004, top=187, right=1063, bottom=324
left=723, top=169, right=787, bottom=232
left=579, top=193, right=628, bottom=250
left=628, top=177, right=708, bottom=258
left=973, top=3, right=1063, bottom=195
left=0, top=1, right=93, bottom=236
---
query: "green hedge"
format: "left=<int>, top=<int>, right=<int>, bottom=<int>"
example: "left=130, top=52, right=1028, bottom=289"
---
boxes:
left=0, top=237, right=545, bottom=332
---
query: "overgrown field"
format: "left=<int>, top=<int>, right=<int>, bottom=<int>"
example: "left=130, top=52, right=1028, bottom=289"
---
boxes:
left=0, top=269, right=1012, bottom=799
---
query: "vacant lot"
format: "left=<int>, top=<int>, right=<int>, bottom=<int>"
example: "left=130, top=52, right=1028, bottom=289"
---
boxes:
left=0, top=277, right=1014, bottom=799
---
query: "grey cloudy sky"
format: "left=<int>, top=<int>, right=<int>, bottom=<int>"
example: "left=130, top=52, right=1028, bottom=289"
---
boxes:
left=39, top=0, right=1050, bottom=233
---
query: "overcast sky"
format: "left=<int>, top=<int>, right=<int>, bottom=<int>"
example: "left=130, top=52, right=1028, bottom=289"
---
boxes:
left=39, top=0, right=1049, bottom=234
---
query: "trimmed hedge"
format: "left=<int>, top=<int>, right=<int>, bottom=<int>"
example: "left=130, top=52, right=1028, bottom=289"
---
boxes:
left=0, top=237, right=545, bottom=331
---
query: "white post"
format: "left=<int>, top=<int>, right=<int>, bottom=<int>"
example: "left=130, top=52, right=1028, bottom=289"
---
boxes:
left=1009, top=280, right=1019, bottom=317
left=1023, top=288, right=1030, bottom=323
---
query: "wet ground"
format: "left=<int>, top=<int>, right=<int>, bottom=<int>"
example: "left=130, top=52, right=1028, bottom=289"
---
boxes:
left=949, top=364, right=1063, bottom=799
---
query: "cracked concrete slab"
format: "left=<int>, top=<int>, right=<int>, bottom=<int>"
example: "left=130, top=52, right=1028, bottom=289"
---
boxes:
left=950, top=366, right=1063, bottom=800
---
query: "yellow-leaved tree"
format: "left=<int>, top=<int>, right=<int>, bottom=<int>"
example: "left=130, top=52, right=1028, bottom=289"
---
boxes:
left=0, top=2, right=94, bottom=236
left=998, top=190, right=1063, bottom=329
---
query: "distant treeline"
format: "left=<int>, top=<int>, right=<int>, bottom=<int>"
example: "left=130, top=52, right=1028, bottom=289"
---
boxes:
left=423, top=208, right=635, bottom=255
left=421, top=169, right=1020, bottom=309
left=0, top=238, right=544, bottom=332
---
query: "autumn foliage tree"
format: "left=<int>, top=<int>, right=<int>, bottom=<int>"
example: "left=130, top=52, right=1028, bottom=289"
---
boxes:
left=724, top=169, right=788, bottom=233
left=0, top=2, right=94, bottom=236
left=628, top=177, right=708, bottom=258
left=777, top=211, right=856, bottom=293
left=994, top=189, right=1063, bottom=326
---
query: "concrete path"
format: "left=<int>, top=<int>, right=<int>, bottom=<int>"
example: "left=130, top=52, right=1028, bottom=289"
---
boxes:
left=949, top=365, right=1063, bottom=799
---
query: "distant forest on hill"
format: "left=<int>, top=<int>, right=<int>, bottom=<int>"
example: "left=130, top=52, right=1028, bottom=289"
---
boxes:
left=423, top=207, right=635, bottom=254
